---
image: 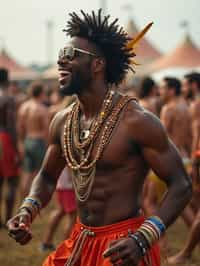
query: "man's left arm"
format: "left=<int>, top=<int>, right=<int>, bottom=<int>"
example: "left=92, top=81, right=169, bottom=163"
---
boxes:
left=103, top=107, right=192, bottom=265
left=137, top=111, right=192, bottom=226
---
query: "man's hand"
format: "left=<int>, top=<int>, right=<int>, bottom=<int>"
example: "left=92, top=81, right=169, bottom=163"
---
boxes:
left=7, top=210, right=32, bottom=245
left=103, top=237, right=142, bottom=266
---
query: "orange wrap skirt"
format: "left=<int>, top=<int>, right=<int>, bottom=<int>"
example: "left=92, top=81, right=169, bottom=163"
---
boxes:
left=43, top=216, right=160, bottom=266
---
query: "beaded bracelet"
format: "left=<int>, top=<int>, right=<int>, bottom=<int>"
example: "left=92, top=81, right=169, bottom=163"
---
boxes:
left=137, top=227, right=154, bottom=247
left=128, top=233, right=147, bottom=257
left=136, top=216, right=166, bottom=248
left=18, top=207, right=33, bottom=222
left=23, top=197, right=42, bottom=211
left=147, top=216, right=166, bottom=234
left=19, top=197, right=42, bottom=222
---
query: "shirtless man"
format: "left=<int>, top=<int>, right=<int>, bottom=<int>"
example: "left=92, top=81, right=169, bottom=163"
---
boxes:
left=168, top=73, right=200, bottom=264
left=0, top=68, right=19, bottom=226
left=138, top=77, right=160, bottom=116
left=159, top=77, right=194, bottom=226
left=17, top=81, right=49, bottom=197
left=159, top=77, right=191, bottom=159
left=182, top=74, right=194, bottom=105
left=7, top=10, right=192, bottom=266
left=8, top=81, right=27, bottom=109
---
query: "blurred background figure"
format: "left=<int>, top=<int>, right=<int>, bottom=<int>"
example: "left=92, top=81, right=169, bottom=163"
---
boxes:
left=40, top=167, right=77, bottom=251
left=8, top=81, right=27, bottom=108
left=138, top=76, right=160, bottom=116
left=159, top=77, right=192, bottom=159
left=17, top=81, right=49, bottom=198
left=182, top=73, right=195, bottom=105
left=0, top=68, right=19, bottom=227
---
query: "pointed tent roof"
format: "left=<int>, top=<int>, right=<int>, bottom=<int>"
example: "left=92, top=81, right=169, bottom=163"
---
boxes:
left=0, top=48, right=38, bottom=80
left=126, top=19, right=161, bottom=62
left=150, top=34, right=200, bottom=72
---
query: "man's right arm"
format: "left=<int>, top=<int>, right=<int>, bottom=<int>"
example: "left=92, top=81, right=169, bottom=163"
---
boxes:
left=26, top=111, right=66, bottom=209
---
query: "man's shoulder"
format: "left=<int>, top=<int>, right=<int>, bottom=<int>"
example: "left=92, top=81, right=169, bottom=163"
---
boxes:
left=124, top=97, right=155, bottom=124
left=20, top=99, right=31, bottom=109
left=49, top=102, right=76, bottom=143
left=190, top=99, right=200, bottom=117
left=52, top=102, right=75, bottom=121
left=191, top=99, right=200, bottom=109
left=122, top=97, right=163, bottom=139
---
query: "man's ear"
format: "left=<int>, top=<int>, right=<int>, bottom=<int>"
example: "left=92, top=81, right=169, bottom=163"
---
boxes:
left=92, top=58, right=106, bottom=73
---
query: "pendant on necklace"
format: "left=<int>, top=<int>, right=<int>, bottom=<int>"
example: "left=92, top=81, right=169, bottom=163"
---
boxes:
left=80, top=129, right=90, bottom=140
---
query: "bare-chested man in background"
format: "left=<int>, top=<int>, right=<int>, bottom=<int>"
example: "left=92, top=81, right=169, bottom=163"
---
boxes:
left=0, top=68, right=19, bottom=227
left=138, top=76, right=160, bottom=116
left=159, top=76, right=193, bottom=229
left=18, top=81, right=49, bottom=197
left=159, top=77, right=191, bottom=159
left=168, top=72, right=200, bottom=264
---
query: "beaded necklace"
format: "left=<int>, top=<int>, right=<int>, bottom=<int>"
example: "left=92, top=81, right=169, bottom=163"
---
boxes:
left=73, top=89, right=115, bottom=149
left=63, top=93, right=135, bottom=202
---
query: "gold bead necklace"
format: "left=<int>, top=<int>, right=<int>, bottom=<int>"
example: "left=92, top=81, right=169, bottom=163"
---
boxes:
left=63, top=94, right=135, bottom=202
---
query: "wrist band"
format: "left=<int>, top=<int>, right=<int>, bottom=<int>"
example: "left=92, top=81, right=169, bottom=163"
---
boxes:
left=18, top=207, right=33, bottom=222
left=19, top=197, right=42, bottom=222
left=136, top=216, right=166, bottom=248
left=129, top=233, right=147, bottom=257
left=23, top=197, right=42, bottom=210
left=147, top=216, right=166, bottom=233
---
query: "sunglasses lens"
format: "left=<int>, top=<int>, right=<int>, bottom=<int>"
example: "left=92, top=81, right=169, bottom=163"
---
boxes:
left=59, top=49, right=64, bottom=58
left=59, top=46, right=75, bottom=61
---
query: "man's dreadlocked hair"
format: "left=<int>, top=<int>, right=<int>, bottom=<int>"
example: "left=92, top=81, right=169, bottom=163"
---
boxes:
left=63, top=9, right=135, bottom=86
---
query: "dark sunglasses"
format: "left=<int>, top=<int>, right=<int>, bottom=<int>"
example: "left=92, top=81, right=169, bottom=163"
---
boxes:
left=58, top=46, right=97, bottom=61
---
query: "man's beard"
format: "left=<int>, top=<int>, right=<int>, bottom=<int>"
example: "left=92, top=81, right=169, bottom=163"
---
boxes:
left=186, top=89, right=193, bottom=100
left=59, top=71, right=91, bottom=97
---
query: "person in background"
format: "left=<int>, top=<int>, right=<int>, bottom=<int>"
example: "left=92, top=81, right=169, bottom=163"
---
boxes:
left=17, top=81, right=49, bottom=197
left=0, top=68, right=19, bottom=227
left=40, top=167, right=77, bottom=251
left=138, top=77, right=160, bottom=116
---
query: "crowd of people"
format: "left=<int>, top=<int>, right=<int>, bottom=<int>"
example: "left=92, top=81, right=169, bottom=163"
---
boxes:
left=0, top=9, right=199, bottom=266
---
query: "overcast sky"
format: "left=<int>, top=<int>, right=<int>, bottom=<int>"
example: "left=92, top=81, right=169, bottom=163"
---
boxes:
left=0, top=0, right=200, bottom=65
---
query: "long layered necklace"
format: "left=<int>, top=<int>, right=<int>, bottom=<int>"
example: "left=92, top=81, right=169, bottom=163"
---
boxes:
left=63, top=91, right=134, bottom=202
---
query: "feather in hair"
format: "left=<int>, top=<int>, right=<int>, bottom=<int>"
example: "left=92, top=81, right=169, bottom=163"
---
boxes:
left=126, top=22, right=153, bottom=50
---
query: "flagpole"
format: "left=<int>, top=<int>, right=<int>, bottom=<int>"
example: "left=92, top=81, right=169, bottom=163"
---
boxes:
left=100, top=0, right=106, bottom=15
